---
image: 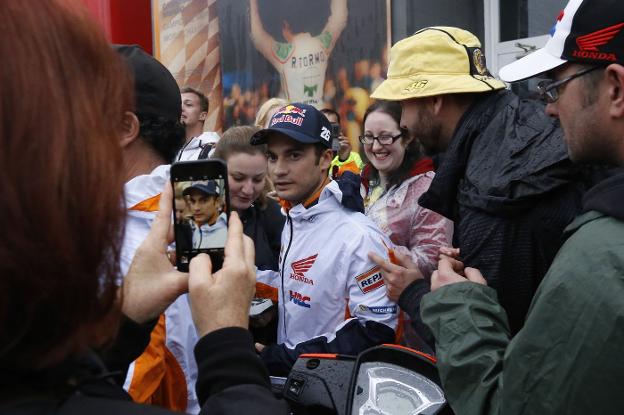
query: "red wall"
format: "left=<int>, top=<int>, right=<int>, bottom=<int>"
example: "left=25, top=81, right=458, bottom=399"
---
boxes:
left=82, top=0, right=153, bottom=55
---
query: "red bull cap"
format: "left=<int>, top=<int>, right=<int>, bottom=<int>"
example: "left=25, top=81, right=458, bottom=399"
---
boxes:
left=250, top=102, right=333, bottom=148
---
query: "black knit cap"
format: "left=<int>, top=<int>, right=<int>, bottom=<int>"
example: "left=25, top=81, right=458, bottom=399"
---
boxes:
left=113, top=44, right=181, bottom=122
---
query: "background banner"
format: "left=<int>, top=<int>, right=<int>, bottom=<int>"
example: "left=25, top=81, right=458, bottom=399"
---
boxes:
left=152, top=0, right=224, bottom=133
left=218, top=0, right=390, bottom=143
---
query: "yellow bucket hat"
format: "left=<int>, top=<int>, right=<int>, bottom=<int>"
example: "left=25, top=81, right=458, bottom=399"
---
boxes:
left=372, top=27, right=506, bottom=100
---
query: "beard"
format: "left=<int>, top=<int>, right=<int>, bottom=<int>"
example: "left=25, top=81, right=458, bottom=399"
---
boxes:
left=412, top=115, right=442, bottom=156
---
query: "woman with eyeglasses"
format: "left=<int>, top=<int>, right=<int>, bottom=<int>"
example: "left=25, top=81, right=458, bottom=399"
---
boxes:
left=360, top=99, right=453, bottom=320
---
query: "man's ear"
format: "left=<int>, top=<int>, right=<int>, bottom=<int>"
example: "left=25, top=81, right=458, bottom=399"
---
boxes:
left=431, top=95, right=444, bottom=116
left=120, top=111, right=140, bottom=148
left=319, top=148, right=334, bottom=171
left=199, top=111, right=208, bottom=122
left=606, top=64, right=624, bottom=119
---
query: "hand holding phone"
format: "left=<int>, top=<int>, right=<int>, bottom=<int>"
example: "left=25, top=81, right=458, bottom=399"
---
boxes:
left=123, top=182, right=188, bottom=323
left=171, top=160, right=230, bottom=272
left=188, top=211, right=256, bottom=338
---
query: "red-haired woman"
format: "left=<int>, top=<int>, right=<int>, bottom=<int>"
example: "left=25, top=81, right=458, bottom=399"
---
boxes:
left=0, top=1, right=286, bottom=413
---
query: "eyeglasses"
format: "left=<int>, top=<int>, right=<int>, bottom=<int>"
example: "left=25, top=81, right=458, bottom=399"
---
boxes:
left=537, top=66, right=602, bottom=103
left=358, top=132, right=402, bottom=146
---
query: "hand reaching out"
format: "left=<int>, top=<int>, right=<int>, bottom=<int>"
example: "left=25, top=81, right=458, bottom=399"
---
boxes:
left=430, top=257, right=487, bottom=292
left=368, top=250, right=424, bottom=302
left=438, top=246, right=460, bottom=260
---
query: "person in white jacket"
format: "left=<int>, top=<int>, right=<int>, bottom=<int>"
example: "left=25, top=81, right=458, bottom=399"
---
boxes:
left=115, top=45, right=200, bottom=413
left=177, top=86, right=220, bottom=161
left=250, top=103, right=399, bottom=375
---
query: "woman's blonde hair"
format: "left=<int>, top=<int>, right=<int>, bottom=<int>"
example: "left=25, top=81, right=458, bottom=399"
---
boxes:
left=254, top=97, right=288, bottom=128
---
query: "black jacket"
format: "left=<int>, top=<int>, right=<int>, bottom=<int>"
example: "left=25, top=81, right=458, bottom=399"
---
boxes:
left=241, top=198, right=284, bottom=271
left=1, top=319, right=289, bottom=415
left=419, top=90, right=596, bottom=333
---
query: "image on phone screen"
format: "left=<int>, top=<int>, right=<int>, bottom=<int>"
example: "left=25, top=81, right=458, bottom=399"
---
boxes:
left=172, top=161, right=229, bottom=272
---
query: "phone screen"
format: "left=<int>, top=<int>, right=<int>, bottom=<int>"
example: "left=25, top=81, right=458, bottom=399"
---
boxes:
left=330, top=122, right=341, bottom=154
left=171, top=160, right=229, bottom=272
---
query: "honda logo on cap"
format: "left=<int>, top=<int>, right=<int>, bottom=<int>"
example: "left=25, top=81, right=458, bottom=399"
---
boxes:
left=572, top=22, right=624, bottom=61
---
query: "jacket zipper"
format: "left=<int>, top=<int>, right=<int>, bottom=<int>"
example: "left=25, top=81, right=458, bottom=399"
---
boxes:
left=280, top=212, right=294, bottom=340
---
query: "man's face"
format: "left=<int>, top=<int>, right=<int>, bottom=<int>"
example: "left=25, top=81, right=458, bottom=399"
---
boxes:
left=187, top=189, right=219, bottom=226
left=545, top=64, right=614, bottom=164
left=401, top=98, right=442, bottom=156
left=266, top=133, right=332, bottom=205
left=180, top=92, right=206, bottom=128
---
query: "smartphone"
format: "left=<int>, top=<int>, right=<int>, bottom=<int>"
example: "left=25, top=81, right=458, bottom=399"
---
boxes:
left=330, top=122, right=341, bottom=154
left=170, top=160, right=230, bottom=272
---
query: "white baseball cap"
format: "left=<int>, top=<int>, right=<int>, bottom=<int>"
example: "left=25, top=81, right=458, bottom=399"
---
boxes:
left=499, top=0, right=624, bottom=82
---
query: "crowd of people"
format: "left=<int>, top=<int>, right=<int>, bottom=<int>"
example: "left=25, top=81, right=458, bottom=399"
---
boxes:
left=1, top=0, right=623, bottom=414
left=222, top=57, right=386, bottom=139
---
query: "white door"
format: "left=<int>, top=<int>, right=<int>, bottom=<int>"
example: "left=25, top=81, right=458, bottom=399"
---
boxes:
left=484, top=0, right=568, bottom=97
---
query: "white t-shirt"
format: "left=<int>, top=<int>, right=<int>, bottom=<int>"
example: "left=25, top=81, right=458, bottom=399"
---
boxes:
left=176, top=131, right=220, bottom=162
left=273, top=32, right=332, bottom=107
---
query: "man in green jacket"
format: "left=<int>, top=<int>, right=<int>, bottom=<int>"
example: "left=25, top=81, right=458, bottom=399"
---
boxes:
left=419, top=0, right=624, bottom=413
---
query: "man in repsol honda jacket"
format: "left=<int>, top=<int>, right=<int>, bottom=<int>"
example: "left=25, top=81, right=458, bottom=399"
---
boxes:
left=417, top=0, right=624, bottom=413
left=251, top=103, right=398, bottom=375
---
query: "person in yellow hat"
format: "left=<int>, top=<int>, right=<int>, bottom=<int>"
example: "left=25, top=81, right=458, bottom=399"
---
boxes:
left=369, top=27, right=595, bottom=335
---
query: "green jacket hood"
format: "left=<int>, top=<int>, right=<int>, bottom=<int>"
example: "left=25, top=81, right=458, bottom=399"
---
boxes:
left=581, top=168, right=624, bottom=222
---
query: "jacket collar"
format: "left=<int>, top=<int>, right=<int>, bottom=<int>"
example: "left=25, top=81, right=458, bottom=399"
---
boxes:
left=361, top=157, right=434, bottom=194
left=282, top=180, right=345, bottom=219
left=564, top=168, right=624, bottom=236
left=279, top=176, right=332, bottom=213
left=581, top=168, right=624, bottom=222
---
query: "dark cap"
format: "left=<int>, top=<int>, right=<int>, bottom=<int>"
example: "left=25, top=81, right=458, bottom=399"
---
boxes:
left=182, top=181, right=220, bottom=197
left=250, top=103, right=333, bottom=148
left=114, top=44, right=181, bottom=122
left=500, top=0, right=624, bottom=82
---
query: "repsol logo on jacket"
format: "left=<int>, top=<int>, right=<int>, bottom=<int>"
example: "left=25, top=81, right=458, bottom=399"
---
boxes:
left=289, top=290, right=311, bottom=308
left=355, top=266, right=385, bottom=294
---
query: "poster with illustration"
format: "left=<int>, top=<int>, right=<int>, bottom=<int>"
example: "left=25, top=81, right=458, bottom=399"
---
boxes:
left=218, top=0, right=390, bottom=145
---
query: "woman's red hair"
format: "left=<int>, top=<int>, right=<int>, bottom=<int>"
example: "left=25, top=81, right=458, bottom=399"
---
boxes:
left=0, top=0, right=133, bottom=371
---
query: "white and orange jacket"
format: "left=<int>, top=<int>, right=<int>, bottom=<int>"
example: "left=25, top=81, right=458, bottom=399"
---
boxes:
left=256, top=180, right=399, bottom=374
left=121, top=164, right=200, bottom=414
